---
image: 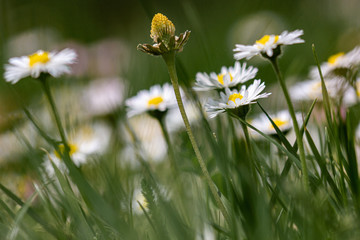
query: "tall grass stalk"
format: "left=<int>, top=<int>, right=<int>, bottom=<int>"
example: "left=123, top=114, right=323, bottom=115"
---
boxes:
left=162, top=51, right=231, bottom=225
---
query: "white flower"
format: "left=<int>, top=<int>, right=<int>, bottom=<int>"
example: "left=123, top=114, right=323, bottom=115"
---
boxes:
left=4, top=48, right=77, bottom=84
left=233, top=29, right=304, bottom=60
left=249, top=110, right=302, bottom=136
left=205, top=79, right=271, bottom=118
left=165, top=101, right=201, bottom=132
left=290, top=77, right=349, bottom=102
left=132, top=189, right=148, bottom=214
left=310, top=46, right=360, bottom=78
left=342, top=78, right=360, bottom=107
left=125, top=83, right=179, bottom=117
left=121, top=114, right=167, bottom=165
left=193, top=62, right=258, bottom=91
left=43, top=122, right=111, bottom=176
left=82, top=77, right=125, bottom=117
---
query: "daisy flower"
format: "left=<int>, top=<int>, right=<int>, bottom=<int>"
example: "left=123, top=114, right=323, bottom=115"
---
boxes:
left=310, top=46, right=360, bottom=78
left=290, top=77, right=349, bottom=102
left=205, top=79, right=271, bottom=118
left=193, top=62, right=258, bottom=91
left=132, top=189, right=148, bottom=214
left=4, top=48, right=77, bottom=84
left=43, top=122, right=111, bottom=176
left=250, top=110, right=302, bottom=136
left=125, top=83, right=179, bottom=118
left=233, top=30, right=304, bottom=60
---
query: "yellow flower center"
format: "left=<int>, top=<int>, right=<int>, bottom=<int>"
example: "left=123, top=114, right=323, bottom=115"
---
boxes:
left=217, top=73, right=233, bottom=85
left=54, top=143, right=78, bottom=158
left=150, top=13, right=175, bottom=42
left=256, top=35, right=279, bottom=45
left=327, top=52, right=344, bottom=65
left=29, top=51, right=50, bottom=67
left=228, top=93, right=243, bottom=104
left=269, top=118, right=288, bottom=130
left=148, top=96, right=164, bottom=106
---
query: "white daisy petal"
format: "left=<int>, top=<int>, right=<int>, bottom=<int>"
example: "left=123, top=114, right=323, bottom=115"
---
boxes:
left=193, top=61, right=258, bottom=91
left=4, top=48, right=77, bottom=84
left=205, top=80, right=271, bottom=118
left=233, top=29, right=304, bottom=60
left=125, top=83, right=180, bottom=118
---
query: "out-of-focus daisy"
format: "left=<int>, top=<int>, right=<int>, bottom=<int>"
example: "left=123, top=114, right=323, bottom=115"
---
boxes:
left=132, top=188, right=148, bottom=214
left=165, top=101, right=201, bottom=132
left=43, top=122, right=111, bottom=176
left=121, top=114, right=167, bottom=165
left=196, top=225, right=215, bottom=240
left=290, top=77, right=349, bottom=102
left=193, top=62, right=258, bottom=91
left=343, top=78, right=360, bottom=106
left=250, top=110, right=302, bottom=136
left=310, top=46, right=360, bottom=79
left=205, top=79, right=271, bottom=118
left=82, top=77, right=125, bottom=117
left=4, top=48, right=77, bottom=84
left=233, top=30, right=304, bottom=60
left=125, top=83, right=179, bottom=118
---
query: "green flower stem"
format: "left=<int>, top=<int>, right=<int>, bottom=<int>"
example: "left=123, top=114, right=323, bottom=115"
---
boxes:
left=162, top=51, right=231, bottom=225
left=269, top=58, right=309, bottom=192
left=158, top=117, right=178, bottom=172
left=239, top=121, right=258, bottom=184
left=40, top=75, right=69, bottom=149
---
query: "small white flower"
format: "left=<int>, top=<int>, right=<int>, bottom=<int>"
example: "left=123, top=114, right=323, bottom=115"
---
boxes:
left=290, top=77, right=349, bottom=102
left=132, top=189, right=148, bottom=214
left=4, top=48, right=77, bottom=84
left=250, top=110, right=302, bottom=136
left=43, top=122, right=111, bottom=176
left=310, top=46, right=360, bottom=78
left=233, top=29, right=304, bottom=60
left=205, top=79, right=271, bottom=118
left=165, top=101, right=201, bottom=132
left=193, top=62, right=258, bottom=91
left=125, top=83, right=179, bottom=117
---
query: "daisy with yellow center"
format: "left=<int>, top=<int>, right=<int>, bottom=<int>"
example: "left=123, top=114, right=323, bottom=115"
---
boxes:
left=125, top=83, right=179, bottom=118
left=249, top=110, right=301, bottom=136
left=310, top=46, right=360, bottom=79
left=194, top=62, right=258, bottom=91
left=43, top=122, right=112, bottom=177
left=205, top=79, right=271, bottom=118
left=4, top=49, right=77, bottom=84
left=233, top=29, right=304, bottom=60
left=290, top=77, right=350, bottom=102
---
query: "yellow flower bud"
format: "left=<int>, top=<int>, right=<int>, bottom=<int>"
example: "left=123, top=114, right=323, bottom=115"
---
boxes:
left=150, top=13, right=175, bottom=43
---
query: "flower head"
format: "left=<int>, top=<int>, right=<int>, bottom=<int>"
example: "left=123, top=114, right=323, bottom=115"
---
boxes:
left=205, top=79, right=271, bottom=118
left=43, top=122, right=111, bottom=176
left=193, top=62, right=258, bottom=91
left=310, top=46, right=360, bottom=79
left=4, top=48, right=77, bottom=84
left=250, top=110, right=302, bottom=136
left=233, top=30, right=304, bottom=60
left=290, top=77, right=349, bottom=102
left=125, top=83, right=179, bottom=118
left=137, top=13, right=190, bottom=56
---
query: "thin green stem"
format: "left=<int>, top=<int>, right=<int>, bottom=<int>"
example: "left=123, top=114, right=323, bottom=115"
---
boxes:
left=269, top=58, right=309, bottom=192
left=162, top=51, right=231, bottom=225
left=40, top=76, right=68, bottom=147
left=158, top=117, right=178, bottom=172
left=240, top=121, right=258, bottom=185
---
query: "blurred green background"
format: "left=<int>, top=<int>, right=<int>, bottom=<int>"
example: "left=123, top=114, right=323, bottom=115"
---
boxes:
left=0, top=0, right=359, bottom=115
